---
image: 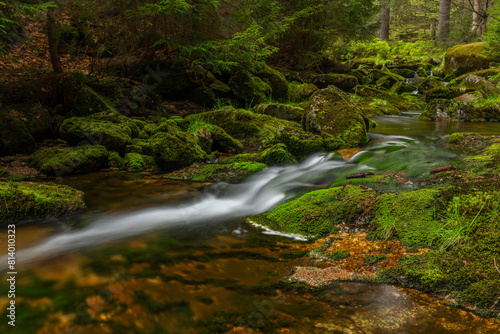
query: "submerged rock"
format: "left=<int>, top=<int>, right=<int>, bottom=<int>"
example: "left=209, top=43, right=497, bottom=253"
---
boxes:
left=0, top=181, right=85, bottom=222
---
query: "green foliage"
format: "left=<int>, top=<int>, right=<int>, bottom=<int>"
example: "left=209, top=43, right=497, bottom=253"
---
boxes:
left=485, top=3, right=500, bottom=61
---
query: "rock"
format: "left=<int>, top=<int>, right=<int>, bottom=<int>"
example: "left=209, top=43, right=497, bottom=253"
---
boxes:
left=254, top=103, right=303, bottom=122
left=149, top=132, right=208, bottom=170
left=209, top=79, right=232, bottom=98
left=59, top=112, right=135, bottom=153
left=254, top=63, right=289, bottom=100
left=307, top=73, right=359, bottom=91
left=444, top=42, right=493, bottom=77
left=415, top=77, right=444, bottom=94
left=430, top=165, right=456, bottom=174
left=0, top=181, right=86, bottom=222
left=189, top=86, right=216, bottom=107
left=377, top=74, right=404, bottom=90
left=210, top=126, right=243, bottom=154
left=228, top=70, right=272, bottom=105
left=391, top=81, right=417, bottom=94
left=302, top=86, right=369, bottom=149
left=259, top=144, right=297, bottom=165
left=0, top=112, right=36, bottom=156
left=2, top=102, right=52, bottom=140
left=419, top=99, right=453, bottom=121
left=123, top=153, right=156, bottom=171
left=449, top=74, right=500, bottom=97
left=289, top=81, right=319, bottom=101
left=30, top=145, right=109, bottom=176
left=425, top=87, right=468, bottom=102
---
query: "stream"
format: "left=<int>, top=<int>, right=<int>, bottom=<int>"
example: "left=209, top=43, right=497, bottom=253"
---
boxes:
left=2, top=113, right=500, bottom=333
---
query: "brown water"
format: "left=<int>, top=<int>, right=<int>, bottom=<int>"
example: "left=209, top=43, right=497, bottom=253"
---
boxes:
left=2, top=116, right=500, bottom=333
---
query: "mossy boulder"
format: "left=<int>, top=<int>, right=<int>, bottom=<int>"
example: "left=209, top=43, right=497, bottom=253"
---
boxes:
left=376, top=74, right=404, bottom=90
left=124, top=153, right=156, bottom=172
left=419, top=99, right=454, bottom=121
left=247, top=185, right=378, bottom=237
left=30, top=145, right=109, bottom=176
left=391, top=81, right=417, bottom=94
left=59, top=113, right=135, bottom=153
left=163, top=161, right=267, bottom=183
left=209, top=79, right=232, bottom=98
left=0, top=181, right=85, bottom=222
left=254, top=103, right=303, bottom=122
left=210, top=126, right=243, bottom=154
left=302, top=86, right=369, bottom=149
left=424, top=87, right=468, bottom=102
left=0, top=112, right=36, bottom=156
left=149, top=132, right=208, bottom=170
left=415, top=77, right=444, bottom=94
left=448, top=74, right=500, bottom=97
left=307, top=73, right=359, bottom=91
left=289, top=82, right=319, bottom=101
left=444, top=42, right=493, bottom=76
left=2, top=102, right=52, bottom=141
left=259, top=144, right=297, bottom=165
left=263, top=127, right=325, bottom=159
left=254, top=63, right=289, bottom=100
left=228, top=70, right=272, bottom=105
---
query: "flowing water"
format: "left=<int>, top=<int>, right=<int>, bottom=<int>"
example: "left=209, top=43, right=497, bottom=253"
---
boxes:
left=2, top=115, right=500, bottom=333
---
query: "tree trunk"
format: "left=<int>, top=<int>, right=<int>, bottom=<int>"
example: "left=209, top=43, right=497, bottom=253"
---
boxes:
left=378, top=0, right=390, bottom=40
left=471, top=0, right=489, bottom=36
left=430, top=18, right=437, bottom=40
left=47, top=7, right=63, bottom=73
left=437, top=0, right=452, bottom=40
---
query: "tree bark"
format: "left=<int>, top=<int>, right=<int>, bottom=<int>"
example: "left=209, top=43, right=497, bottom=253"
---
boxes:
left=378, top=0, right=390, bottom=40
left=471, top=0, right=489, bottom=36
left=430, top=18, right=437, bottom=40
left=47, top=7, right=63, bottom=73
left=437, top=0, right=452, bottom=40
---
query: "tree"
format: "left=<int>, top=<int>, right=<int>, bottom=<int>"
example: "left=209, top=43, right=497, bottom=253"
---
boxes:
left=47, top=6, right=63, bottom=73
left=438, top=0, right=451, bottom=40
left=378, top=0, right=390, bottom=40
left=471, top=0, right=491, bottom=36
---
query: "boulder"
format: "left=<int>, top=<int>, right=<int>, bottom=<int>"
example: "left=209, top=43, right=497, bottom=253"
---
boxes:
left=425, top=87, right=469, bottom=102
left=449, top=74, right=500, bottom=97
left=0, top=181, right=86, bottom=222
left=254, top=104, right=303, bottom=122
left=189, top=86, right=216, bottom=107
left=444, top=42, right=493, bottom=77
left=124, top=153, right=156, bottom=172
left=59, top=112, right=135, bottom=153
left=254, top=64, right=289, bottom=100
left=30, top=145, right=109, bottom=176
left=289, top=82, right=318, bottom=101
left=228, top=71, right=272, bottom=105
left=149, top=132, right=208, bottom=170
left=0, top=112, right=36, bottom=156
left=302, top=86, right=369, bottom=149
left=307, top=73, right=359, bottom=91
left=2, top=102, right=52, bottom=140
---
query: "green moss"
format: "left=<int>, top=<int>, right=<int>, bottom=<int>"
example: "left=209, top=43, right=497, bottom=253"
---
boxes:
left=164, top=161, right=267, bottom=183
left=371, top=189, right=441, bottom=247
left=150, top=132, right=208, bottom=170
left=326, top=249, right=351, bottom=262
left=444, top=132, right=480, bottom=144
left=363, top=255, right=387, bottom=265
left=124, top=153, right=156, bottom=172
left=248, top=185, right=378, bottom=238
left=254, top=63, right=289, bottom=100
left=217, top=153, right=261, bottom=164
left=259, top=144, right=297, bottom=165
left=59, top=114, right=133, bottom=153
left=307, top=73, right=359, bottom=91
left=108, top=151, right=125, bottom=169
left=444, top=42, right=493, bottom=76
left=0, top=181, right=86, bottom=221
left=228, top=70, right=272, bottom=105
left=289, top=81, right=318, bottom=101
left=31, top=145, right=109, bottom=176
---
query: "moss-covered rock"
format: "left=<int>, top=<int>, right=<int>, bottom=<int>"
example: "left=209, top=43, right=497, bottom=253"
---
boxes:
left=247, top=185, right=378, bottom=237
left=0, top=112, right=36, bottom=156
left=302, top=86, right=369, bottom=149
left=415, top=77, right=444, bottom=94
left=30, top=145, right=109, bottom=176
left=254, top=103, right=303, bottom=122
left=2, top=102, right=52, bottom=141
left=424, top=87, right=468, bottom=102
left=289, top=82, right=319, bottom=101
left=307, top=73, right=359, bottom=91
left=444, top=42, right=493, bottom=76
left=209, top=79, right=232, bottom=98
left=228, top=70, right=272, bottom=105
left=149, top=132, right=208, bottom=170
left=259, top=144, right=297, bottom=165
left=59, top=113, right=135, bottom=153
left=448, top=74, right=500, bottom=97
left=263, top=127, right=325, bottom=159
left=0, top=181, right=85, bottom=222
left=163, top=161, right=267, bottom=183
left=210, top=126, right=243, bottom=154
left=376, top=74, right=404, bottom=90
left=124, top=153, right=156, bottom=172
left=254, top=63, right=289, bottom=100
left=391, top=81, right=417, bottom=94
left=419, top=99, right=454, bottom=121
